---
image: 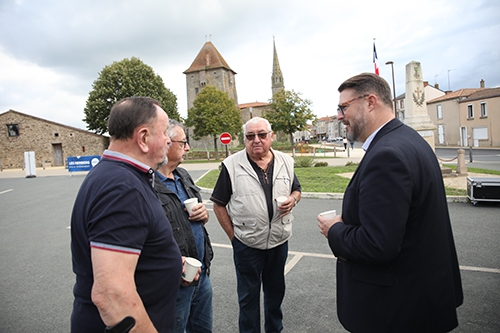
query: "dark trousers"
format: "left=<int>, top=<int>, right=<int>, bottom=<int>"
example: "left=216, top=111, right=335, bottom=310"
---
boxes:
left=232, top=238, right=288, bottom=333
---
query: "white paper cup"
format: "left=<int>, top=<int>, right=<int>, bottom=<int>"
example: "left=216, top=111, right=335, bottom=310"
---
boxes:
left=182, top=257, right=202, bottom=282
left=276, top=196, right=288, bottom=208
left=184, top=198, right=198, bottom=214
left=319, top=210, right=336, bottom=219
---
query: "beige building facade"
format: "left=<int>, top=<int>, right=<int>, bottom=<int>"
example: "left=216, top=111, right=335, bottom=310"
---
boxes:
left=458, top=88, right=500, bottom=147
left=426, top=89, right=482, bottom=146
left=314, top=116, right=343, bottom=141
left=0, top=110, right=108, bottom=169
left=427, top=87, right=500, bottom=147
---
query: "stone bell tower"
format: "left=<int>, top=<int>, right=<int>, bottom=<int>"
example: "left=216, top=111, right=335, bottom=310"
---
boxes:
left=271, top=37, right=285, bottom=96
left=183, top=41, right=238, bottom=110
left=403, top=61, right=436, bottom=150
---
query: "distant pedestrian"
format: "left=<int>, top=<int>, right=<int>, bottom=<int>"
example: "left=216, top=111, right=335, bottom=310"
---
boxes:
left=350, top=140, right=354, bottom=149
left=342, top=137, right=348, bottom=150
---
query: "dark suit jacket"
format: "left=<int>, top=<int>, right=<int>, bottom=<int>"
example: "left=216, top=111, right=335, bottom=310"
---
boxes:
left=328, top=119, right=463, bottom=333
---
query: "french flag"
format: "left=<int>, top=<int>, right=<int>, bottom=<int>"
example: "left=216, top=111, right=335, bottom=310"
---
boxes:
left=373, top=41, right=380, bottom=76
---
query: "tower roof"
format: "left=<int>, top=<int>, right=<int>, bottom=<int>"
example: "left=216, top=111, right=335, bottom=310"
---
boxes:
left=183, top=41, right=236, bottom=74
left=272, top=39, right=283, bottom=78
left=271, top=38, right=284, bottom=94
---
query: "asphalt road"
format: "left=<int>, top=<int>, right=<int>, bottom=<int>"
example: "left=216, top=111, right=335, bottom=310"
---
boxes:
left=0, top=173, right=499, bottom=332
left=435, top=147, right=500, bottom=171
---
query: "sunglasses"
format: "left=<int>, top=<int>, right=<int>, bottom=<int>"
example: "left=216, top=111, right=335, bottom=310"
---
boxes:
left=245, top=131, right=271, bottom=141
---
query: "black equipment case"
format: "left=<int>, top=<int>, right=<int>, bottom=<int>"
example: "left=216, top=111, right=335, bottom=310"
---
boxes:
left=466, top=176, right=500, bottom=206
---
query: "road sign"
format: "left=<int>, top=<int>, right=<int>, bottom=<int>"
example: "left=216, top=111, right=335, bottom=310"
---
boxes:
left=219, top=132, right=232, bottom=145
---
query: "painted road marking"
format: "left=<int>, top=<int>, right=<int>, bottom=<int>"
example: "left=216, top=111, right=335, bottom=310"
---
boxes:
left=211, top=243, right=500, bottom=275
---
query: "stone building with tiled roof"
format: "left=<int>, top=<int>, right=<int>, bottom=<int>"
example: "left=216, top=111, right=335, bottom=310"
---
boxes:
left=238, top=102, right=270, bottom=124
left=184, top=41, right=238, bottom=110
left=0, top=110, right=108, bottom=169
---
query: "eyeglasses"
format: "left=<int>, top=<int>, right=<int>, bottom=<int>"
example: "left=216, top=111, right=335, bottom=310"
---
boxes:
left=245, top=131, right=272, bottom=141
left=337, top=94, right=369, bottom=116
left=170, top=140, right=188, bottom=148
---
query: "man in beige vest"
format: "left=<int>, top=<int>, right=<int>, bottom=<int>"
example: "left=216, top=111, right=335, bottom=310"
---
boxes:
left=211, top=117, right=301, bottom=333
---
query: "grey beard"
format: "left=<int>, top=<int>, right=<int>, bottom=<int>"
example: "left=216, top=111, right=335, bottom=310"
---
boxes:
left=157, top=156, right=168, bottom=169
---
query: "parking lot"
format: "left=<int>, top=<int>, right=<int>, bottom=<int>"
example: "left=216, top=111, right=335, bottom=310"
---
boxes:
left=1, top=172, right=499, bottom=332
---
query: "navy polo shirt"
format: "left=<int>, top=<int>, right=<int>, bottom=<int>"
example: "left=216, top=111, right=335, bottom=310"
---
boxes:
left=71, top=150, right=182, bottom=333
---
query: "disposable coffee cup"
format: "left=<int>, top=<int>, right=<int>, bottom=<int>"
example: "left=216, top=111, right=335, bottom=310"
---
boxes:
left=184, top=198, right=198, bottom=214
left=276, top=196, right=288, bottom=208
left=319, top=210, right=336, bottom=219
left=182, top=257, right=202, bottom=282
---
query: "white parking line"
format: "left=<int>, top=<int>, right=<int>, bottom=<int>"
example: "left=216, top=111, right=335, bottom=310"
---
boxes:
left=285, top=254, right=303, bottom=275
left=0, top=189, right=13, bottom=195
left=211, top=243, right=500, bottom=274
left=459, top=265, right=500, bottom=274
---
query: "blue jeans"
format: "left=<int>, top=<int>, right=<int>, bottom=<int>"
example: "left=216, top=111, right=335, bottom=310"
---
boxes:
left=232, top=238, right=288, bottom=333
left=173, top=270, right=213, bottom=333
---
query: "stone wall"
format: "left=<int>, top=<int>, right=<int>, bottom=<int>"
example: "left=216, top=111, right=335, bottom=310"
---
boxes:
left=0, top=110, right=108, bottom=169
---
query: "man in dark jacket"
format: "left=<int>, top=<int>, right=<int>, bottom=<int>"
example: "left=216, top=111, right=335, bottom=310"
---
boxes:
left=318, top=73, right=463, bottom=332
left=155, top=119, right=214, bottom=333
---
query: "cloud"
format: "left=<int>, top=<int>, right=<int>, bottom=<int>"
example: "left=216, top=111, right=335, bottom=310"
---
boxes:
left=1, top=0, right=499, bottom=129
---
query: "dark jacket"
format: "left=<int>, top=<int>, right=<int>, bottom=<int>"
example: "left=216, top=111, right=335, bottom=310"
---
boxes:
left=154, top=167, right=213, bottom=275
left=328, top=119, right=463, bottom=332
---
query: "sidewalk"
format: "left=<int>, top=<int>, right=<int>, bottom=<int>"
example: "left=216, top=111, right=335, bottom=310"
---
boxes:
left=0, top=150, right=469, bottom=203
left=0, top=149, right=365, bottom=179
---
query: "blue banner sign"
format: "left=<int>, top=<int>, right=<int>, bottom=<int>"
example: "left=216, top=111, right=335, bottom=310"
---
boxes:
left=67, top=155, right=101, bottom=172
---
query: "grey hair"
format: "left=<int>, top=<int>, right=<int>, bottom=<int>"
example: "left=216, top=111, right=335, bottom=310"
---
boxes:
left=167, top=119, right=183, bottom=140
left=108, top=96, right=161, bottom=140
left=242, top=116, right=272, bottom=133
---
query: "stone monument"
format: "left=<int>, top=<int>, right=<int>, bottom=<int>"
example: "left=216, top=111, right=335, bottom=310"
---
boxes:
left=403, top=61, right=436, bottom=150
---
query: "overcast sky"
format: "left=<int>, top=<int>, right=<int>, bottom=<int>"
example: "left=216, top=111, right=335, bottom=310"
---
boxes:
left=1, top=0, right=499, bottom=130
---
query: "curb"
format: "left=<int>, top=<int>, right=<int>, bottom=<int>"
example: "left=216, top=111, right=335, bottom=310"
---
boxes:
left=199, top=187, right=468, bottom=203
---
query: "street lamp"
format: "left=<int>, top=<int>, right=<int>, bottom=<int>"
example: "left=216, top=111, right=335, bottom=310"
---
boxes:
left=385, top=61, right=398, bottom=119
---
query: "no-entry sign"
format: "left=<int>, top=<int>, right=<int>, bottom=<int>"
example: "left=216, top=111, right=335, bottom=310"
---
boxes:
left=219, top=132, right=232, bottom=145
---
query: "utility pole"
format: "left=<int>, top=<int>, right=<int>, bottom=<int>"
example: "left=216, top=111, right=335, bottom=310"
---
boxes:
left=385, top=61, right=398, bottom=118
left=447, top=69, right=456, bottom=91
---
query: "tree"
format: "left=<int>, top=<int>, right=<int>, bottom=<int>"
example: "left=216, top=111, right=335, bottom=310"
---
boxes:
left=186, top=85, right=242, bottom=160
left=83, top=57, right=179, bottom=134
left=265, top=89, right=316, bottom=158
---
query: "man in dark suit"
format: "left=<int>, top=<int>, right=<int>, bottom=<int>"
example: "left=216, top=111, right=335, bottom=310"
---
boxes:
left=318, top=73, right=463, bottom=332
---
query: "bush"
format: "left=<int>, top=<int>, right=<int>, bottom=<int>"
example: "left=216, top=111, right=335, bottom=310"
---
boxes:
left=314, top=161, right=329, bottom=167
left=294, top=156, right=315, bottom=168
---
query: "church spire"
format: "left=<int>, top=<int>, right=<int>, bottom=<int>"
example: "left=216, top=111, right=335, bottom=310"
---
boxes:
left=271, top=37, right=284, bottom=95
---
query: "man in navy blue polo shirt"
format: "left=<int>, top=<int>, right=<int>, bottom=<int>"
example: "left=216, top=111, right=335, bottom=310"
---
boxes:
left=71, top=97, right=182, bottom=333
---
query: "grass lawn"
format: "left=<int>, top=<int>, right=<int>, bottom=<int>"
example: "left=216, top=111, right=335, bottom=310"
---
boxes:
left=443, top=164, right=500, bottom=176
left=196, top=164, right=480, bottom=196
